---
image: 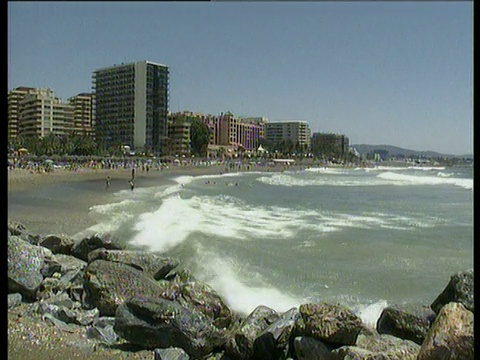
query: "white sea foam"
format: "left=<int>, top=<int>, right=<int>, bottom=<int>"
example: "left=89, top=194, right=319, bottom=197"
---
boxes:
left=194, top=247, right=302, bottom=315
left=173, top=172, right=243, bottom=186
left=305, top=167, right=346, bottom=174
left=407, top=166, right=446, bottom=171
left=130, top=190, right=444, bottom=253
left=89, top=199, right=136, bottom=214
left=437, top=171, right=453, bottom=178
left=377, top=171, right=473, bottom=190
left=354, top=300, right=389, bottom=329
left=257, top=173, right=389, bottom=187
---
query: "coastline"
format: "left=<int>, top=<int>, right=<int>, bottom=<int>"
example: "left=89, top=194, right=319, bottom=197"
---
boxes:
left=8, top=162, right=306, bottom=237
left=7, top=163, right=474, bottom=359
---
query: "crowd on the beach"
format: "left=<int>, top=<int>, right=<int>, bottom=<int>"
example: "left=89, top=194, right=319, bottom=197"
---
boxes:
left=7, top=155, right=310, bottom=176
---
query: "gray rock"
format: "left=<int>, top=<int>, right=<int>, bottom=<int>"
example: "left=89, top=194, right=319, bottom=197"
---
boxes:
left=30, top=295, right=99, bottom=326
left=71, top=233, right=124, bottom=261
left=87, top=248, right=179, bottom=280
left=376, top=304, right=435, bottom=345
left=154, top=347, right=191, bottom=360
left=293, top=336, right=331, bottom=360
left=51, top=254, right=88, bottom=275
left=86, top=317, right=119, bottom=345
left=418, top=302, right=474, bottom=360
left=8, top=293, right=23, bottom=308
left=431, top=269, right=474, bottom=314
left=330, top=346, right=378, bottom=359
left=225, top=305, right=280, bottom=360
left=114, top=296, right=227, bottom=358
left=157, top=280, right=234, bottom=329
left=253, top=307, right=300, bottom=359
left=8, top=235, right=49, bottom=300
left=8, top=220, right=42, bottom=245
left=42, top=312, right=76, bottom=332
left=40, top=234, right=75, bottom=255
left=295, top=302, right=363, bottom=347
left=355, top=332, right=420, bottom=359
left=83, top=260, right=168, bottom=316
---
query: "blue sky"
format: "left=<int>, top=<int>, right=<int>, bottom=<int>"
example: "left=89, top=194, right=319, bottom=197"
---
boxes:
left=8, top=2, right=473, bottom=155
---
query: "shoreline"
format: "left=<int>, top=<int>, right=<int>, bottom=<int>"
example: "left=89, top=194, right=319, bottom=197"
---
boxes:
left=8, top=162, right=306, bottom=237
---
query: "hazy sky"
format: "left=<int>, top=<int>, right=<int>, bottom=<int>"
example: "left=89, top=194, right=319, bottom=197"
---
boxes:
left=8, top=2, right=473, bottom=155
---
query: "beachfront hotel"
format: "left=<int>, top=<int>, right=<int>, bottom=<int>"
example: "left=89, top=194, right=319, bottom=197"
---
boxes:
left=264, top=121, right=311, bottom=149
left=16, top=88, right=75, bottom=138
left=92, top=60, right=169, bottom=154
left=8, top=87, right=95, bottom=139
left=8, top=87, right=39, bottom=138
left=67, top=93, right=96, bottom=137
left=311, top=132, right=350, bottom=157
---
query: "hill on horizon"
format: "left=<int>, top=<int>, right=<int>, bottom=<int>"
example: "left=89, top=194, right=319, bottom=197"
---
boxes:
left=351, top=144, right=473, bottom=159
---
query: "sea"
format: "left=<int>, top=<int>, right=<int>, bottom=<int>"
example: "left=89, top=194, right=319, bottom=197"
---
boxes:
left=77, top=165, right=473, bottom=327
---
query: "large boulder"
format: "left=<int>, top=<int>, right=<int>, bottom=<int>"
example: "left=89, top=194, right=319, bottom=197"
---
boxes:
left=83, top=260, right=167, bottom=316
left=325, top=333, right=420, bottom=360
left=431, top=269, right=474, bottom=314
left=8, top=235, right=51, bottom=300
left=40, top=234, right=75, bottom=255
left=8, top=220, right=42, bottom=245
left=225, top=305, right=280, bottom=360
left=252, top=307, right=300, bottom=359
left=87, top=248, right=179, bottom=280
left=352, top=331, right=420, bottom=359
left=376, top=304, right=435, bottom=345
left=114, top=296, right=227, bottom=358
left=294, top=302, right=363, bottom=347
left=156, top=280, right=234, bottom=329
left=71, top=233, right=124, bottom=262
left=418, top=302, right=474, bottom=360
left=293, top=336, right=332, bottom=360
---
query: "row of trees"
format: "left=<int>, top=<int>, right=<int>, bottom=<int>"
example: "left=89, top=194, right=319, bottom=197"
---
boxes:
left=8, top=123, right=356, bottom=162
left=7, top=122, right=213, bottom=158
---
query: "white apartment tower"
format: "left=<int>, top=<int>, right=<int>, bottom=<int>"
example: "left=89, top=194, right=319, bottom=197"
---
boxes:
left=265, top=121, right=311, bottom=148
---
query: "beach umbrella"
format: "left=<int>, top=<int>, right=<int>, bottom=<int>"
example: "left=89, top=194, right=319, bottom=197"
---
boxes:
left=44, top=159, right=55, bottom=164
left=17, top=148, right=28, bottom=153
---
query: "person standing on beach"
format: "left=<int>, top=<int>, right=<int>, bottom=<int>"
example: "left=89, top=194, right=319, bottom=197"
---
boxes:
left=106, top=175, right=111, bottom=189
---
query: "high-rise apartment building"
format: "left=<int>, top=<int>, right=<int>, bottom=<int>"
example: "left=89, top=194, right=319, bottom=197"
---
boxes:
left=311, top=133, right=350, bottom=157
left=265, top=121, right=311, bottom=148
left=8, top=87, right=95, bottom=140
left=18, top=88, right=74, bottom=138
left=8, top=87, right=39, bottom=138
left=67, top=93, right=95, bottom=137
left=92, top=60, right=169, bottom=153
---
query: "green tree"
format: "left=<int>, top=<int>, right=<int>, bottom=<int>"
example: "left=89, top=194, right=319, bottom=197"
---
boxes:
left=190, top=120, right=210, bottom=156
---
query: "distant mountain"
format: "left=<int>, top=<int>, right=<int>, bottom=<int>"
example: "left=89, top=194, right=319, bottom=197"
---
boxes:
left=351, top=144, right=473, bottom=159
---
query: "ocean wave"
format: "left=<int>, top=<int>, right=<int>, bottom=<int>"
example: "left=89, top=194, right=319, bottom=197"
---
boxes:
left=377, top=172, right=473, bottom=189
left=89, top=199, right=136, bottom=214
left=193, top=246, right=302, bottom=315
left=129, top=191, right=445, bottom=253
left=305, top=167, right=346, bottom=174
left=257, top=173, right=389, bottom=187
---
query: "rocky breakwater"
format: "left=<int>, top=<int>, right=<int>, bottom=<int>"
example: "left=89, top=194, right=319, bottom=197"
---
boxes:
left=8, top=220, right=474, bottom=360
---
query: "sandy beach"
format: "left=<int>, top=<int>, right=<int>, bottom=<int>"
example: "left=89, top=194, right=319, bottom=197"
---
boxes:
left=8, top=164, right=228, bottom=237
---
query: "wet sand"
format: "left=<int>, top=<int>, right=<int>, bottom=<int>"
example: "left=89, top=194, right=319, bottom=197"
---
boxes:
left=7, top=165, right=226, bottom=237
